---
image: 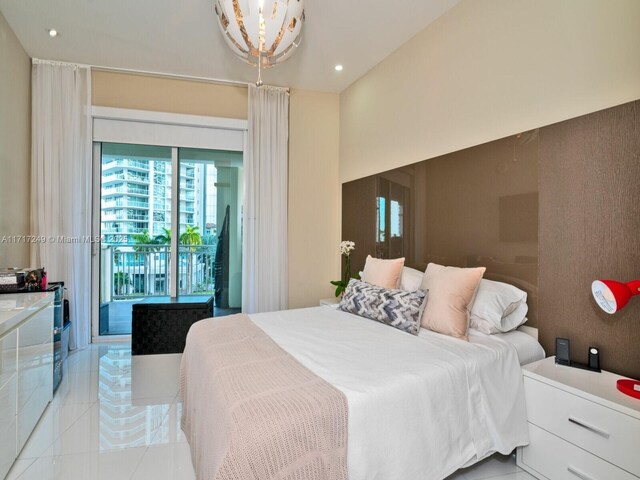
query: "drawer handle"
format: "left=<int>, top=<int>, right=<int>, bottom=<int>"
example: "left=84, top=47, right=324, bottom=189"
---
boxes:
left=568, top=465, right=598, bottom=480
left=568, top=416, right=610, bottom=439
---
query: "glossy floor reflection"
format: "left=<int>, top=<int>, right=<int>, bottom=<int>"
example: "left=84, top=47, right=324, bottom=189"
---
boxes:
left=6, top=343, right=536, bottom=480
left=6, top=344, right=192, bottom=480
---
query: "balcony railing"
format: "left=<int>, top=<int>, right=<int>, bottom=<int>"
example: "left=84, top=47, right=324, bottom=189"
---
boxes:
left=103, top=172, right=149, bottom=184
left=103, top=243, right=217, bottom=299
left=102, top=199, right=150, bottom=209
left=102, top=212, right=149, bottom=222
left=103, top=159, right=150, bottom=170
left=102, top=225, right=147, bottom=234
left=103, top=185, right=149, bottom=196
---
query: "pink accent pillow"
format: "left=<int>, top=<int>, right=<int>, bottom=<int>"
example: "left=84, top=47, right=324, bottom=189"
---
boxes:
left=361, top=256, right=405, bottom=289
left=420, top=263, right=486, bottom=341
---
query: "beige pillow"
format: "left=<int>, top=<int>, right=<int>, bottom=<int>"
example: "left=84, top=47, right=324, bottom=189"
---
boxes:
left=361, top=255, right=405, bottom=289
left=420, top=263, right=486, bottom=341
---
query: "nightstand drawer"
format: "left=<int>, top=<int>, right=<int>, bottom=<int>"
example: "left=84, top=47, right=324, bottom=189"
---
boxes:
left=520, top=423, right=638, bottom=480
left=524, top=376, right=640, bottom=476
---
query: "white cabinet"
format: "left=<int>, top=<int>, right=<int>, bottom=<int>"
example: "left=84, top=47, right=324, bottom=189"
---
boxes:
left=17, top=302, right=53, bottom=451
left=0, top=293, right=53, bottom=478
left=517, top=356, right=640, bottom=480
left=0, top=330, right=17, bottom=479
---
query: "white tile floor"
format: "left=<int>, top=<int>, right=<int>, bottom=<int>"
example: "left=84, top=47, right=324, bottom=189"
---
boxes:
left=5, top=343, right=537, bottom=480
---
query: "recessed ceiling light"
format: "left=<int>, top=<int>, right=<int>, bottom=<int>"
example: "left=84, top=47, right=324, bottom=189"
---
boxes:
left=48, top=29, right=58, bottom=38
left=334, top=64, right=343, bottom=72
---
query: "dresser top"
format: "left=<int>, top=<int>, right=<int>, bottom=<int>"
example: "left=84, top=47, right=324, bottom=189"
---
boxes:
left=0, top=292, right=54, bottom=337
left=523, top=356, right=640, bottom=419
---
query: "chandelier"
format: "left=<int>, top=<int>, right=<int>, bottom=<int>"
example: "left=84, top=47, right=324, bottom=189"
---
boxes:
left=214, top=0, right=305, bottom=86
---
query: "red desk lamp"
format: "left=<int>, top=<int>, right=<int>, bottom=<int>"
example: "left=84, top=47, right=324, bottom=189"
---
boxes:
left=591, top=279, right=640, bottom=314
left=591, top=279, right=640, bottom=399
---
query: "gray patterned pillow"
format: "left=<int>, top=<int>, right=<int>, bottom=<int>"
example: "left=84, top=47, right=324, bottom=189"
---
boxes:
left=338, top=279, right=428, bottom=335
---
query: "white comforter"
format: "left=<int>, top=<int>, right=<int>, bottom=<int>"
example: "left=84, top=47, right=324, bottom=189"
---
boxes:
left=251, top=306, right=528, bottom=480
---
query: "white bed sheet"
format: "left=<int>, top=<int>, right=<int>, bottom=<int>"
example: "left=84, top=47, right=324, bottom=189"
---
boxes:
left=472, top=328, right=546, bottom=365
left=251, top=306, right=529, bottom=480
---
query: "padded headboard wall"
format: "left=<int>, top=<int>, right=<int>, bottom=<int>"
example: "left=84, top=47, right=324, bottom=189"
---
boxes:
left=342, top=100, right=640, bottom=379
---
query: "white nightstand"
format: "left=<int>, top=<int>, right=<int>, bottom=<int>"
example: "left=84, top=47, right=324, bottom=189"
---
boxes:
left=516, top=356, right=640, bottom=480
left=319, top=297, right=339, bottom=307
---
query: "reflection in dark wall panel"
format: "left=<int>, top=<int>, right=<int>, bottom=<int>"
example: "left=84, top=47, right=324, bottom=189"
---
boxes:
left=343, top=130, right=539, bottom=326
left=342, top=176, right=377, bottom=277
left=499, top=193, right=539, bottom=242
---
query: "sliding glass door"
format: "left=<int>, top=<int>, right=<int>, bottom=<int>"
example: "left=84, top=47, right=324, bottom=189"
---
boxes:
left=96, top=143, right=243, bottom=336
left=177, top=148, right=243, bottom=313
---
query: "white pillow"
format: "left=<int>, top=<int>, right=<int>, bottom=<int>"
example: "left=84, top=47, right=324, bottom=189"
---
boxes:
left=469, top=279, right=528, bottom=334
left=501, top=302, right=529, bottom=331
left=399, top=267, right=424, bottom=291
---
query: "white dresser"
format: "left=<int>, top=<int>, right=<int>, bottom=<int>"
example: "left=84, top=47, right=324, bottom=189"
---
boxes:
left=517, top=356, right=640, bottom=480
left=0, top=292, right=54, bottom=479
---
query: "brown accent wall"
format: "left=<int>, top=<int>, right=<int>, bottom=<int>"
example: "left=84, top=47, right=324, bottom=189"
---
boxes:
left=343, top=131, right=539, bottom=325
left=343, top=100, right=640, bottom=378
left=342, top=177, right=377, bottom=277
left=538, top=101, right=640, bottom=379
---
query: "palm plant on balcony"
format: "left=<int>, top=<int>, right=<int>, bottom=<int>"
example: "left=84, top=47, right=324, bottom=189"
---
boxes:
left=199, top=234, right=218, bottom=293
left=132, top=229, right=154, bottom=250
left=180, top=225, right=203, bottom=294
left=113, top=272, right=130, bottom=296
left=132, top=229, right=159, bottom=295
left=154, top=227, right=171, bottom=245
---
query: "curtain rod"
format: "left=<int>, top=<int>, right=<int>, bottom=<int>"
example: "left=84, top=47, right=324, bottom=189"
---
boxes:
left=94, top=65, right=291, bottom=91
left=32, top=58, right=250, bottom=89
left=91, top=65, right=251, bottom=89
left=31, top=59, right=291, bottom=91
left=32, top=58, right=92, bottom=68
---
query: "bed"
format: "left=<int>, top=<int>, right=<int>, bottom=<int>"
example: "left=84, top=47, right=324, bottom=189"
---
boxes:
left=181, top=305, right=544, bottom=480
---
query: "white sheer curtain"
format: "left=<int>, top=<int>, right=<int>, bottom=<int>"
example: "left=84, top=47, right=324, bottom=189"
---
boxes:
left=31, top=60, right=92, bottom=350
left=242, top=85, right=289, bottom=313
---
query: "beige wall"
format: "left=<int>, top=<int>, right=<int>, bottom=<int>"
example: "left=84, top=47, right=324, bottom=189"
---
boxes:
left=0, top=12, right=31, bottom=266
left=288, top=90, right=341, bottom=308
left=92, top=73, right=341, bottom=308
left=92, top=70, right=248, bottom=118
left=339, top=0, right=640, bottom=182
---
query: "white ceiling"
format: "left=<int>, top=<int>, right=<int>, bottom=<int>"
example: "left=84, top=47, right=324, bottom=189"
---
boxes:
left=0, top=0, right=460, bottom=93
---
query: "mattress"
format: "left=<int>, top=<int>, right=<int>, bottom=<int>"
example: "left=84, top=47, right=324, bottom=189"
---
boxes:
left=471, top=328, right=546, bottom=365
left=251, top=306, right=529, bottom=480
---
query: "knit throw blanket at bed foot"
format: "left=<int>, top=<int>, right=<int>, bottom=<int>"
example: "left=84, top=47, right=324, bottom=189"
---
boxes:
left=180, top=314, right=349, bottom=480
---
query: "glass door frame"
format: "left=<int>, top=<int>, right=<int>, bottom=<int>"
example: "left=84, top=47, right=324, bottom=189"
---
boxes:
left=90, top=107, right=247, bottom=343
left=91, top=143, right=181, bottom=341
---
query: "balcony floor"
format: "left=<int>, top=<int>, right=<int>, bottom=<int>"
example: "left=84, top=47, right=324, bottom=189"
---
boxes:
left=101, top=298, right=240, bottom=336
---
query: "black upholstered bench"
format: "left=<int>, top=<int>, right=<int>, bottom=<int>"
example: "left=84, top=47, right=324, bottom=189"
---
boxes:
left=131, top=295, right=214, bottom=355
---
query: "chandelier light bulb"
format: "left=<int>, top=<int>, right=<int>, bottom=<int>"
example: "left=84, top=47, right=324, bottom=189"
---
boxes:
left=48, top=29, right=58, bottom=38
